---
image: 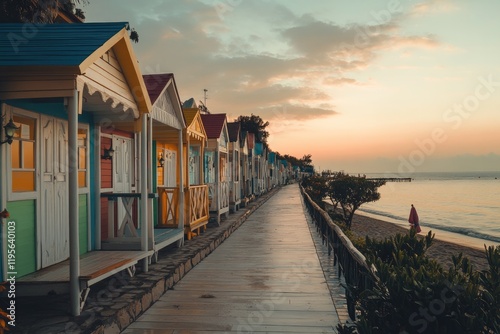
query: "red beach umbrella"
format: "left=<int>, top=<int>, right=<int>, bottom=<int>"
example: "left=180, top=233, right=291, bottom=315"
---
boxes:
left=409, top=204, right=421, bottom=233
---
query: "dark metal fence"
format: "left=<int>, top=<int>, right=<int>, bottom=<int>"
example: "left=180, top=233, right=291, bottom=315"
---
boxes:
left=300, top=185, right=374, bottom=320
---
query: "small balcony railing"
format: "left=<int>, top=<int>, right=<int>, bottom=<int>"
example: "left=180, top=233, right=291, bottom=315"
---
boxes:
left=186, top=184, right=209, bottom=230
left=157, top=186, right=179, bottom=227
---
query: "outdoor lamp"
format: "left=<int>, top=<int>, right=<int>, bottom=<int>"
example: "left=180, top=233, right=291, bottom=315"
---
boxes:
left=0, top=116, right=19, bottom=145
left=102, top=146, right=114, bottom=160
left=158, top=152, right=165, bottom=168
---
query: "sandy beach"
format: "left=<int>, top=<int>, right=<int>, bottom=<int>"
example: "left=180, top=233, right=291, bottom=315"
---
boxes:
left=349, top=213, right=490, bottom=272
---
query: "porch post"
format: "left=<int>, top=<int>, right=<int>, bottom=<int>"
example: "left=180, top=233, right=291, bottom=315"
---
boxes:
left=0, top=103, right=6, bottom=281
left=178, top=129, right=184, bottom=232
left=94, top=124, right=101, bottom=250
left=140, top=113, right=148, bottom=272
left=216, top=148, right=221, bottom=221
left=68, top=88, right=81, bottom=316
left=148, top=115, right=153, bottom=250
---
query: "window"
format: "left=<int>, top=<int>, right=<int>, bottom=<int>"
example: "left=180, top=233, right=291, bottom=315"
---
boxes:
left=78, top=128, right=88, bottom=188
left=11, top=115, right=36, bottom=192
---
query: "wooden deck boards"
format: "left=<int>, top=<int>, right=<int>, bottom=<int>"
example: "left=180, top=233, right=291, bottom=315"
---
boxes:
left=18, top=250, right=151, bottom=283
left=123, top=185, right=338, bottom=333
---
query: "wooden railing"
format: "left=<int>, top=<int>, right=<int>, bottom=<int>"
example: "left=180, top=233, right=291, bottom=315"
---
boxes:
left=208, top=183, right=216, bottom=211
left=207, top=181, right=230, bottom=211
left=219, top=181, right=229, bottom=210
left=299, top=186, right=374, bottom=320
left=100, top=192, right=157, bottom=239
left=230, top=180, right=240, bottom=203
left=157, top=187, right=178, bottom=227
left=186, top=185, right=209, bottom=229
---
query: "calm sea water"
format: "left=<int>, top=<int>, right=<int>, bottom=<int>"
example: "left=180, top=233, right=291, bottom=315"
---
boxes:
left=357, top=171, right=500, bottom=248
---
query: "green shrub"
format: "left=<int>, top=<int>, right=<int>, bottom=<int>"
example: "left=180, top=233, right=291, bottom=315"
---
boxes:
left=337, top=231, right=500, bottom=334
left=335, top=220, right=366, bottom=253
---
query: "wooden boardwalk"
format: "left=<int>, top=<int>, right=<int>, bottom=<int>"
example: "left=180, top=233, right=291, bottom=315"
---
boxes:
left=123, top=184, right=339, bottom=333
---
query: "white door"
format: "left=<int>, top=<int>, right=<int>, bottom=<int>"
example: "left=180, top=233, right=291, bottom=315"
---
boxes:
left=163, top=149, right=177, bottom=187
left=113, top=136, right=133, bottom=227
left=189, top=146, right=200, bottom=185
left=41, top=117, right=69, bottom=267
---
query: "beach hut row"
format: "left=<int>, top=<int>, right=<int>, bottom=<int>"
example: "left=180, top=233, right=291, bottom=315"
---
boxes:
left=0, top=22, right=295, bottom=315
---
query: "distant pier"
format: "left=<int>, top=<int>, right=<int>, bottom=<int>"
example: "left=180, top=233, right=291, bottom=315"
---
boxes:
left=367, top=177, right=412, bottom=182
left=322, top=172, right=413, bottom=182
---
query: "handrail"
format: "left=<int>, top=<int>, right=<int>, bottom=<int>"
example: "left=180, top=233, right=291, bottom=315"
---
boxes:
left=299, top=185, right=374, bottom=320
left=157, top=187, right=179, bottom=227
left=100, top=192, right=158, bottom=200
left=186, top=184, right=209, bottom=227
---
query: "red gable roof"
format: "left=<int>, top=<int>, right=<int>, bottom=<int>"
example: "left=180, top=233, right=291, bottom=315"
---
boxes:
left=143, top=73, right=174, bottom=104
left=247, top=132, right=255, bottom=149
left=200, top=113, right=227, bottom=139
left=227, top=122, right=240, bottom=142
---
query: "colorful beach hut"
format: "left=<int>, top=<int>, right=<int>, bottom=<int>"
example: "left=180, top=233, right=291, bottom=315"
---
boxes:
left=181, top=99, right=209, bottom=239
left=201, top=113, right=230, bottom=224
left=247, top=132, right=256, bottom=196
left=239, top=131, right=251, bottom=206
left=143, top=73, right=186, bottom=261
left=268, top=151, right=278, bottom=189
left=0, top=22, right=153, bottom=315
left=254, top=142, right=265, bottom=195
left=227, top=121, right=241, bottom=212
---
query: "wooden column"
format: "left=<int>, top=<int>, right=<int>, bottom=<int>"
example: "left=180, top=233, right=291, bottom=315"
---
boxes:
left=140, top=113, right=148, bottom=272
left=94, top=124, right=101, bottom=249
left=68, top=88, right=80, bottom=316
left=178, top=129, right=184, bottom=234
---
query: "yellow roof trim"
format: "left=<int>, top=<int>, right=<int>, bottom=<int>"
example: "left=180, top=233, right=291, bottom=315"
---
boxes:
left=184, top=108, right=207, bottom=140
left=78, top=27, right=152, bottom=115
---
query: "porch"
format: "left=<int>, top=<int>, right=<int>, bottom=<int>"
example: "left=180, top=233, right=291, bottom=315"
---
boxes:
left=17, top=250, right=153, bottom=309
left=208, top=180, right=230, bottom=222
left=100, top=191, right=184, bottom=261
left=184, top=184, right=209, bottom=240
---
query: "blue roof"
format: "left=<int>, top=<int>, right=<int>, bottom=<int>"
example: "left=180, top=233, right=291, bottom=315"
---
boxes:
left=268, top=152, right=276, bottom=164
left=255, top=142, right=263, bottom=155
left=0, top=22, right=128, bottom=67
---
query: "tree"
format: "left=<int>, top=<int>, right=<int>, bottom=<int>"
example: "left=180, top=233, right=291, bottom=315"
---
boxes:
left=301, top=174, right=328, bottom=209
left=237, top=114, right=270, bottom=145
left=301, top=154, right=313, bottom=167
left=328, top=172, right=385, bottom=229
left=276, top=153, right=313, bottom=170
left=0, top=0, right=139, bottom=43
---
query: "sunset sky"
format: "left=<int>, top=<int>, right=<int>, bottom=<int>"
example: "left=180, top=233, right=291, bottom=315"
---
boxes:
left=85, top=0, right=500, bottom=174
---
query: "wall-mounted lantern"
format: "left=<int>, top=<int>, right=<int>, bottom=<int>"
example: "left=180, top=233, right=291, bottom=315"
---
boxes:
left=101, top=146, right=114, bottom=160
left=0, top=116, right=19, bottom=145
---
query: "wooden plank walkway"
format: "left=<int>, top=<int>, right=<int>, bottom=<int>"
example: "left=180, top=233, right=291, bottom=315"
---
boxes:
left=123, top=184, right=339, bottom=333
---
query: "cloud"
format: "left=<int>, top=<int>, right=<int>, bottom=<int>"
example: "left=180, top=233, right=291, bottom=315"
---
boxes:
left=409, top=0, right=459, bottom=16
left=323, top=77, right=358, bottom=86
left=281, top=19, right=440, bottom=62
left=85, top=0, right=443, bottom=123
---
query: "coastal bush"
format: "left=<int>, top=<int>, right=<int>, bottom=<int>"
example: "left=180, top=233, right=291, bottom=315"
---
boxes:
left=302, top=172, right=386, bottom=229
left=301, top=175, right=329, bottom=209
left=337, top=231, right=500, bottom=334
left=335, top=221, right=366, bottom=253
left=327, top=172, right=385, bottom=230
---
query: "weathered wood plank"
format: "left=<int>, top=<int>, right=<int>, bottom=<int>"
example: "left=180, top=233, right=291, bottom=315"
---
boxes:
left=18, top=250, right=150, bottom=283
left=123, top=185, right=338, bottom=333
